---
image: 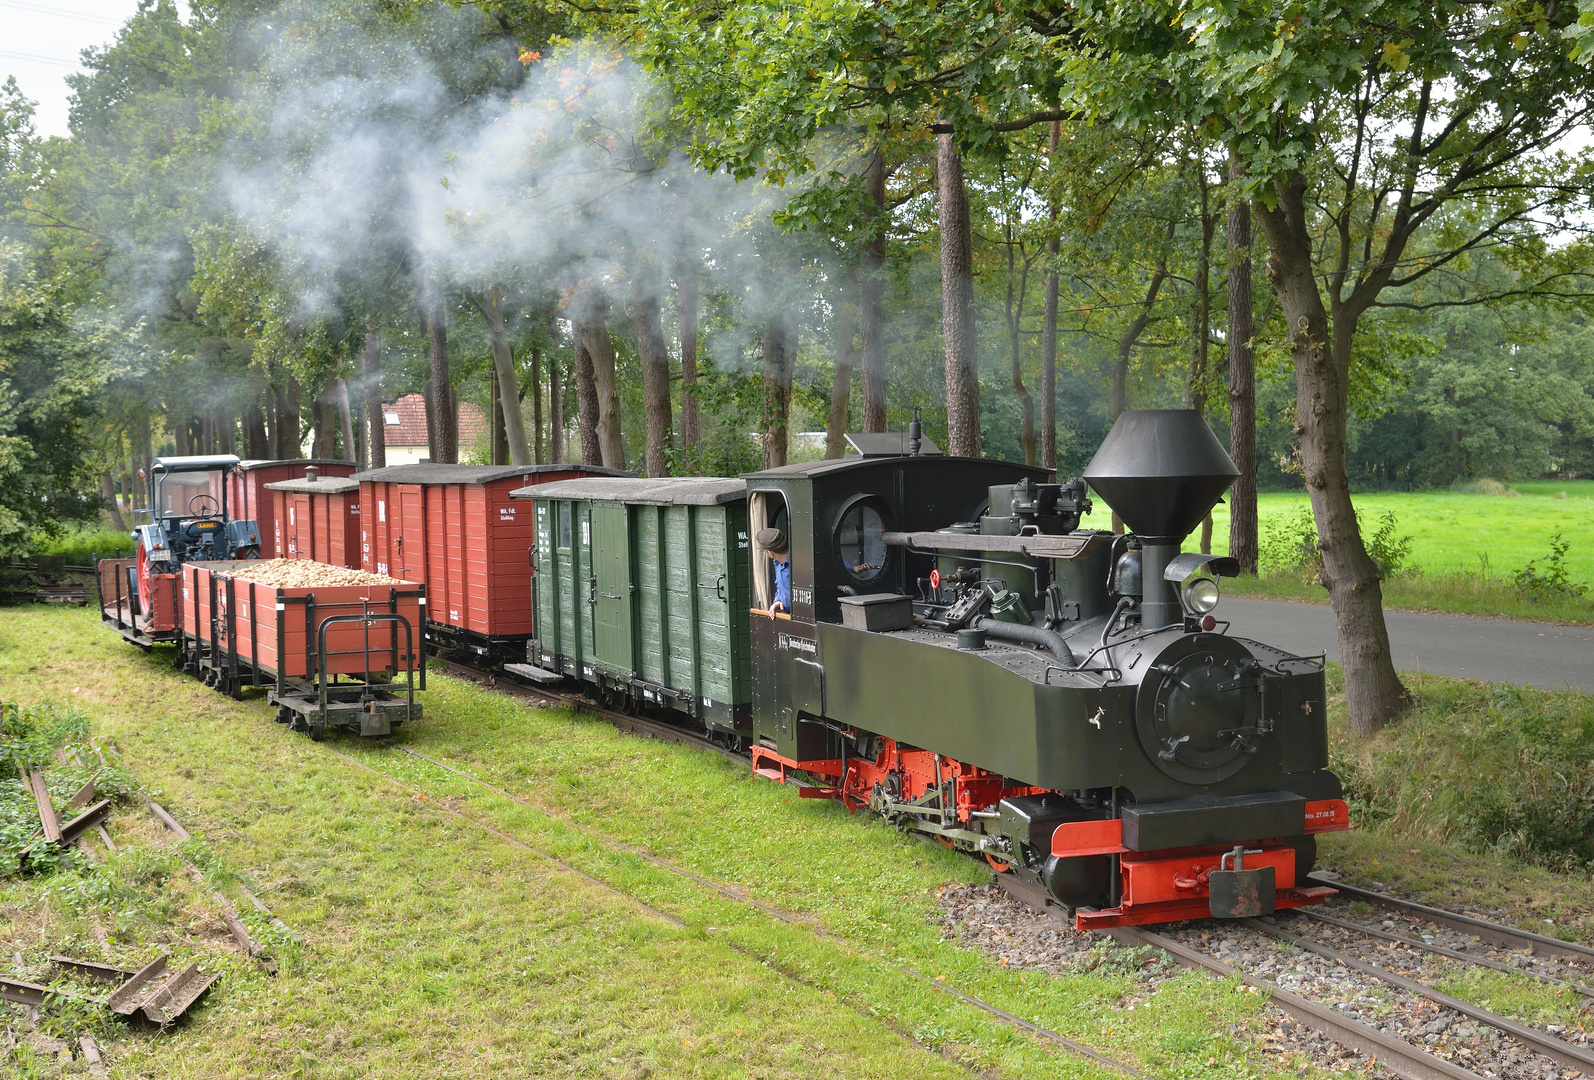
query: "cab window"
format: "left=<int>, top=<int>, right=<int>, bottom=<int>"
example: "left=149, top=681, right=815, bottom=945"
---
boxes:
left=748, top=490, right=789, bottom=612
left=836, top=499, right=889, bottom=585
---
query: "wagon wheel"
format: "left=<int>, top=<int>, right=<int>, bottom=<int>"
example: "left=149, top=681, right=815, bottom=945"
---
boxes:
left=984, top=853, right=1013, bottom=873
left=309, top=724, right=325, bottom=743
left=937, top=836, right=955, bottom=851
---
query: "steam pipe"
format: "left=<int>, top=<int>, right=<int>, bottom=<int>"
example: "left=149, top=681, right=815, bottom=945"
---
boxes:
left=1139, top=541, right=1182, bottom=629
left=974, top=617, right=1077, bottom=667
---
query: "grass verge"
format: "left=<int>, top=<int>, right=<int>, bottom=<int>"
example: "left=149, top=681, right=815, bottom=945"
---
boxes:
left=3, top=605, right=1316, bottom=1080
left=1224, top=570, right=1594, bottom=626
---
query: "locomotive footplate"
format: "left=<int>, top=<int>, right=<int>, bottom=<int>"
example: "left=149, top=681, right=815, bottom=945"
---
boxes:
left=267, top=686, right=420, bottom=739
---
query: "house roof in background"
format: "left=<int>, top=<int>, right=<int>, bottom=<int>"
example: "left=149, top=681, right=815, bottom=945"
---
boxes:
left=382, top=393, right=487, bottom=452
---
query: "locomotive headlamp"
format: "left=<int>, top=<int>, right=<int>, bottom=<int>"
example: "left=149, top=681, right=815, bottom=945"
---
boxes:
left=1182, top=575, right=1220, bottom=614
left=1162, top=551, right=1240, bottom=618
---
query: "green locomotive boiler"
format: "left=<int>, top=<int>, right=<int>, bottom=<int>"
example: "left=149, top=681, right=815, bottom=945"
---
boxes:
left=516, top=411, right=1348, bottom=929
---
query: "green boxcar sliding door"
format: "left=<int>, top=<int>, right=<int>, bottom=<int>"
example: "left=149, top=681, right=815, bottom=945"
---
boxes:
left=590, top=501, right=634, bottom=674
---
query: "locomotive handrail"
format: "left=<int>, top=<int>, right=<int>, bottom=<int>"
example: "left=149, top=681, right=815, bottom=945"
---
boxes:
left=892, top=543, right=1043, bottom=592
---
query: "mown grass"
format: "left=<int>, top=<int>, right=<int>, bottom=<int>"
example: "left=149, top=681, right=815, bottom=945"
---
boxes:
left=1081, top=482, right=1594, bottom=624
left=1223, top=569, right=1594, bottom=625
left=2, top=605, right=1326, bottom=1080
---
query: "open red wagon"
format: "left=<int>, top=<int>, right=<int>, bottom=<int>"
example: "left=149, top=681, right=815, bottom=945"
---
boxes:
left=179, top=559, right=425, bottom=739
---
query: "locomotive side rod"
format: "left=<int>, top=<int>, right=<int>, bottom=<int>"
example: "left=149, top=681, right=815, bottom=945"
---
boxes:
left=994, top=875, right=1484, bottom=1080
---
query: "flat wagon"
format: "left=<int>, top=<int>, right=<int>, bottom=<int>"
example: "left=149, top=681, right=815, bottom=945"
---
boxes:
left=178, top=559, right=424, bottom=738
left=355, top=463, right=629, bottom=663
left=517, top=477, right=753, bottom=738
left=265, top=469, right=361, bottom=568
left=231, top=459, right=357, bottom=559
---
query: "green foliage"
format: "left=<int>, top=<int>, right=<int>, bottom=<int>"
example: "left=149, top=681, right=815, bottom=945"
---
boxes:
left=1257, top=504, right=1319, bottom=579
left=1364, top=510, right=1415, bottom=579
left=32, top=526, right=133, bottom=563
left=1335, top=680, right=1594, bottom=868
left=0, top=700, right=135, bottom=876
left=1512, top=534, right=1590, bottom=601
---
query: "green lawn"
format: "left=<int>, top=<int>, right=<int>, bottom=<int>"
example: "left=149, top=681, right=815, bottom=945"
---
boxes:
left=2, top=606, right=1311, bottom=1080
left=1083, top=480, right=1594, bottom=581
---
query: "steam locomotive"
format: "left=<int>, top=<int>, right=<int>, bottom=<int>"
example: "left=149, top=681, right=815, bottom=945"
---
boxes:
left=520, top=410, right=1348, bottom=929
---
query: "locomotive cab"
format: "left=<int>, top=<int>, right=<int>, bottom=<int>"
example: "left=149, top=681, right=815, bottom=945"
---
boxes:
left=746, top=411, right=1349, bottom=929
left=99, top=455, right=262, bottom=647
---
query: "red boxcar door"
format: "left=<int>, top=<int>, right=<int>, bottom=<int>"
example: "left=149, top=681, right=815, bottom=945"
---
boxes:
left=397, top=484, right=427, bottom=586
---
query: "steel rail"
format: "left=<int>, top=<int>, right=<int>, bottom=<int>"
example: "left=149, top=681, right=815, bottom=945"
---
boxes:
left=1309, top=876, right=1594, bottom=964
left=389, top=743, right=1149, bottom=1079
left=993, top=876, right=1484, bottom=1080
left=1247, top=917, right=1594, bottom=1074
left=1295, top=908, right=1594, bottom=998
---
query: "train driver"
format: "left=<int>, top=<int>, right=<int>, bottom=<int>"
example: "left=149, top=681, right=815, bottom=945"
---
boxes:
left=757, top=527, right=791, bottom=613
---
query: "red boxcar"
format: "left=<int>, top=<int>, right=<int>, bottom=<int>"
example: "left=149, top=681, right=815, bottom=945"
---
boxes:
left=231, top=459, right=357, bottom=557
left=355, top=463, right=628, bottom=662
left=180, top=560, right=424, bottom=738
left=265, top=474, right=361, bottom=568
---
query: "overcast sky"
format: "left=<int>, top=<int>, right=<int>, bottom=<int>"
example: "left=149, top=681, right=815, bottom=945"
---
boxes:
left=1, top=1, right=188, bottom=139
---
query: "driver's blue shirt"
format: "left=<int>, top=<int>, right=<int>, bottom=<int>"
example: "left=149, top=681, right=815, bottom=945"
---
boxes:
left=773, top=558, right=792, bottom=610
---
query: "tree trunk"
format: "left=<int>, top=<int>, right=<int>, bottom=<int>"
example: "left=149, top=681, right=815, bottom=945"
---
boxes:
left=243, top=377, right=270, bottom=460
left=314, top=371, right=339, bottom=459
left=572, top=331, right=601, bottom=467
left=1254, top=171, right=1408, bottom=736
left=174, top=413, right=192, bottom=456
left=531, top=342, right=544, bottom=464
left=677, top=253, right=701, bottom=451
left=426, top=273, right=457, bottom=464
left=634, top=261, right=674, bottom=478
left=490, top=366, right=508, bottom=466
left=336, top=378, right=357, bottom=465
left=937, top=133, right=980, bottom=457
left=549, top=354, right=565, bottom=464
left=1041, top=121, right=1061, bottom=471
left=473, top=288, right=532, bottom=466
left=101, top=472, right=126, bottom=531
left=860, top=148, right=888, bottom=433
left=271, top=378, right=301, bottom=459
left=576, top=296, right=625, bottom=470
left=1113, top=264, right=1168, bottom=418
left=1006, top=261, right=1036, bottom=467
left=762, top=309, right=797, bottom=468
left=825, top=299, right=856, bottom=459
left=1226, top=157, right=1258, bottom=574
left=362, top=324, right=385, bottom=469
left=1189, top=168, right=1215, bottom=556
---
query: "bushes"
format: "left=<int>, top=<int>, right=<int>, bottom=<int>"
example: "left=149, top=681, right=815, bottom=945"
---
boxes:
left=1258, top=505, right=1414, bottom=580
left=32, top=525, right=132, bottom=564
left=1333, top=679, right=1594, bottom=869
left=1512, top=534, right=1590, bottom=601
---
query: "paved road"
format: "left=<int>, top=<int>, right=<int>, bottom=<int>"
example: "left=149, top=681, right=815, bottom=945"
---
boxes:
left=1222, top=597, right=1594, bottom=692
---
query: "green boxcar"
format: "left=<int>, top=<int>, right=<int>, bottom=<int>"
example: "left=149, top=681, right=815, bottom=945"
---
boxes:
left=513, top=478, right=752, bottom=734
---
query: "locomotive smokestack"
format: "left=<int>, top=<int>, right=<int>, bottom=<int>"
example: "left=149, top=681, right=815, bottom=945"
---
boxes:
left=1083, top=410, right=1239, bottom=628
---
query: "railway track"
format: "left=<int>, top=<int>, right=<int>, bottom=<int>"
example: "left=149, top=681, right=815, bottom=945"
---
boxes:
left=995, top=871, right=1594, bottom=1080
left=432, top=654, right=1594, bottom=1080
left=322, top=736, right=1148, bottom=1077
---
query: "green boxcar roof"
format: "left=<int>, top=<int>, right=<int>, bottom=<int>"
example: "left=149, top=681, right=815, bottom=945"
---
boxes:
left=513, top=477, right=746, bottom=506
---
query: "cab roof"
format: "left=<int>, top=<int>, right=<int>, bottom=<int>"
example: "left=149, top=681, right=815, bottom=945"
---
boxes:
left=151, top=455, right=241, bottom=473
left=513, top=477, right=745, bottom=506
left=351, top=464, right=632, bottom=485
